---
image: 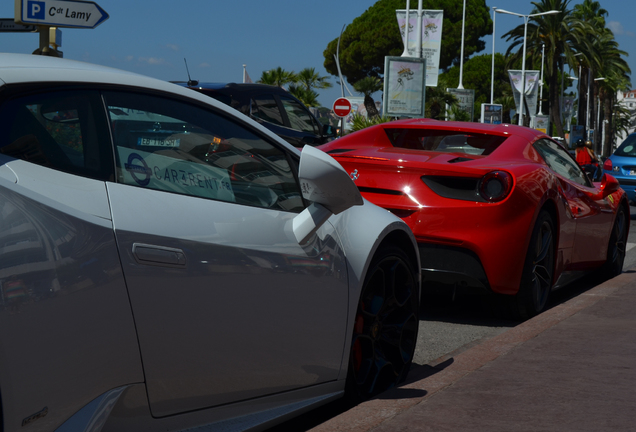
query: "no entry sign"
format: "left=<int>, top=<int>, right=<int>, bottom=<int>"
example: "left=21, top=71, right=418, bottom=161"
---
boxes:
left=333, top=97, right=352, bottom=117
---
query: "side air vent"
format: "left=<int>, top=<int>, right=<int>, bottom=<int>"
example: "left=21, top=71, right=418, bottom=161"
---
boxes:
left=357, top=186, right=404, bottom=196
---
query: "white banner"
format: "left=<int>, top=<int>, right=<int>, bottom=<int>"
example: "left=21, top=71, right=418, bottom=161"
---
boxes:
left=508, top=70, right=540, bottom=119
left=396, top=9, right=443, bottom=87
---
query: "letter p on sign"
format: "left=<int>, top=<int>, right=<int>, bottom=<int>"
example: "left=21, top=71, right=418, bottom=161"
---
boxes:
left=27, top=1, right=45, bottom=19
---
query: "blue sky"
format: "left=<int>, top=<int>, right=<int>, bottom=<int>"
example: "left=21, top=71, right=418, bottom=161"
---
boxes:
left=1, top=1, right=634, bottom=107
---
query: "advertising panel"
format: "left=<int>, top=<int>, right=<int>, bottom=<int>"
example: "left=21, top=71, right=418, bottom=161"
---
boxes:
left=383, top=56, right=426, bottom=118
left=447, top=88, right=475, bottom=122
left=481, top=104, right=503, bottom=124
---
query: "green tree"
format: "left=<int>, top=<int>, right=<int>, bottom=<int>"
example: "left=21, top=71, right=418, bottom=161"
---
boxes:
left=323, top=0, right=492, bottom=85
left=353, top=76, right=383, bottom=118
left=425, top=75, right=458, bottom=120
left=258, top=67, right=297, bottom=87
left=296, top=67, right=332, bottom=92
left=288, top=85, right=321, bottom=107
left=502, top=0, right=587, bottom=135
left=441, top=53, right=509, bottom=120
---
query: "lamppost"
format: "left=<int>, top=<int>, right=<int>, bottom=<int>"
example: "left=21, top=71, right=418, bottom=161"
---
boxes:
left=490, top=6, right=497, bottom=104
left=496, top=8, right=560, bottom=126
left=458, top=0, right=467, bottom=89
left=538, top=43, right=545, bottom=115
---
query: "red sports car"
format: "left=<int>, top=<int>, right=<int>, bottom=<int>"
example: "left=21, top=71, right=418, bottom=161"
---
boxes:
left=320, top=119, right=629, bottom=319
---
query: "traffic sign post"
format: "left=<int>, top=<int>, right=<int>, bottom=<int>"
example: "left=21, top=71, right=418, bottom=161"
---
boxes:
left=333, top=97, right=352, bottom=118
left=15, top=0, right=109, bottom=29
left=0, top=18, right=35, bottom=32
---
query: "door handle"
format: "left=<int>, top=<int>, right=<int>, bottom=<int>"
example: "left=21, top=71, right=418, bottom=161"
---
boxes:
left=132, top=243, right=186, bottom=267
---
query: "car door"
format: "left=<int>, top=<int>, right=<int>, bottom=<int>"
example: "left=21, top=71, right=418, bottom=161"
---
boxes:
left=533, top=139, right=614, bottom=265
left=102, top=90, right=349, bottom=417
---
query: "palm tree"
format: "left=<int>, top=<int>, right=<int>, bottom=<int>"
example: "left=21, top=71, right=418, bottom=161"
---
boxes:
left=353, top=76, right=382, bottom=119
left=501, top=0, right=586, bottom=136
left=495, top=95, right=516, bottom=124
left=296, top=67, right=332, bottom=92
left=288, top=85, right=321, bottom=107
left=258, top=67, right=297, bottom=88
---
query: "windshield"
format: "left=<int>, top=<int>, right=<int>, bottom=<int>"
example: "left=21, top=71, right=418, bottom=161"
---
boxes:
left=614, top=134, right=636, bottom=157
left=384, top=128, right=507, bottom=156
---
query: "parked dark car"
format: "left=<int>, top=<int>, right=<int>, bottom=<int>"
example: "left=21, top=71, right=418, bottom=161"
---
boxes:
left=174, top=82, right=336, bottom=147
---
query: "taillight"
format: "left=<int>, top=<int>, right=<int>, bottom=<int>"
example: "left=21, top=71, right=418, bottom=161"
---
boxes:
left=478, top=171, right=513, bottom=203
left=603, top=158, right=613, bottom=171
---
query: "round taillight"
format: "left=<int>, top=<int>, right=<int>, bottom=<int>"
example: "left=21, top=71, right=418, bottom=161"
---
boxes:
left=603, top=158, right=613, bottom=171
left=478, top=171, right=513, bottom=203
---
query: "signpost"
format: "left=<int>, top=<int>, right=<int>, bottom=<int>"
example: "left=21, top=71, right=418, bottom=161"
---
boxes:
left=0, top=17, right=35, bottom=31
left=15, top=0, right=109, bottom=29
left=332, top=98, right=352, bottom=118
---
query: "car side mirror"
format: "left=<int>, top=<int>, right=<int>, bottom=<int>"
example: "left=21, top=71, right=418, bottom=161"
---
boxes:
left=292, top=146, right=363, bottom=244
left=587, top=173, right=621, bottom=200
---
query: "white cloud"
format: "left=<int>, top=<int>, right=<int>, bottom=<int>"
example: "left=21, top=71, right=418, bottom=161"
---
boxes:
left=139, top=57, right=167, bottom=65
left=609, top=21, right=635, bottom=37
left=199, top=62, right=212, bottom=68
left=166, top=44, right=179, bottom=51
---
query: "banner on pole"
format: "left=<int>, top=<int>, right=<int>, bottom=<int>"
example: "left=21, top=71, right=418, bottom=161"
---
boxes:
left=396, top=9, right=443, bottom=87
left=508, top=70, right=540, bottom=119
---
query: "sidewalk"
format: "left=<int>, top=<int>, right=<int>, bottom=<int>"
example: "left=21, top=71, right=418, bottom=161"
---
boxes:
left=310, top=269, right=636, bottom=432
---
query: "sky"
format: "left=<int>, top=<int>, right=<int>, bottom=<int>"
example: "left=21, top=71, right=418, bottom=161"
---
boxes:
left=1, top=0, right=635, bottom=108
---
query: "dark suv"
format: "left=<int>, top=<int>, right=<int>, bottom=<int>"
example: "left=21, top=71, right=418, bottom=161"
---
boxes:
left=174, top=82, right=335, bottom=147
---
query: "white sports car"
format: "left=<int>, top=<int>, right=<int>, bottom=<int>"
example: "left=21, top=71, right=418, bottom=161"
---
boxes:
left=0, top=54, right=420, bottom=432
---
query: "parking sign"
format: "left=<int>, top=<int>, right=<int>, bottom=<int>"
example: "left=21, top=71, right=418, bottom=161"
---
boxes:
left=27, top=1, right=45, bottom=19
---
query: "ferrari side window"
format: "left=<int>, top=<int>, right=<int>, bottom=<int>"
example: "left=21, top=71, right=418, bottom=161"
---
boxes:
left=533, top=139, right=591, bottom=186
left=104, top=91, right=304, bottom=212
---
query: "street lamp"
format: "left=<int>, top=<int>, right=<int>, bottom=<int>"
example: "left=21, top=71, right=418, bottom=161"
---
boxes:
left=538, top=43, right=545, bottom=115
left=588, top=76, right=605, bottom=138
left=496, top=8, right=560, bottom=126
left=491, top=6, right=497, bottom=104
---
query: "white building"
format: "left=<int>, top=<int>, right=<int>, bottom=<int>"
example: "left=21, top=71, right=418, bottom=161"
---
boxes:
left=614, top=89, right=636, bottom=147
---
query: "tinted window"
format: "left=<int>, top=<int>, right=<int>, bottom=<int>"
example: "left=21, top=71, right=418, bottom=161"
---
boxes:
left=104, top=92, right=304, bottom=212
left=0, top=90, right=113, bottom=180
left=280, top=96, right=318, bottom=134
left=384, top=128, right=506, bottom=155
left=533, top=138, right=591, bottom=186
left=251, top=95, right=284, bottom=126
left=614, top=134, right=636, bottom=157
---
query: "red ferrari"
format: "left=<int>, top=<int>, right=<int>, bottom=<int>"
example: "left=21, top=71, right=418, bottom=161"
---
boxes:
left=320, top=119, right=629, bottom=319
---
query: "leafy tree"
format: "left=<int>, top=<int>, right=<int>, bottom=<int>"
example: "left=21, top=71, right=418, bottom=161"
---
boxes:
left=289, top=85, right=321, bottom=107
left=502, top=0, right=587, bottom=135
left=441, top=53, right=509, bottom=119
left=349, top=114, right=394, bottom=132
left=296, top=67, right=333, bottom=92
left=353, top=76, right=383, bottom=118
left=425, top=75, right=458, bottom=119
left=258, top=67, right=297, bottom=87
left=495, top=95, right=516, bottom=124
left=323, top=0, right=492, bottom=85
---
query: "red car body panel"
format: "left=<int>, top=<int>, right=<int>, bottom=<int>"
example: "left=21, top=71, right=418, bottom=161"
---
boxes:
left=320, top=119, right=627, bottom=296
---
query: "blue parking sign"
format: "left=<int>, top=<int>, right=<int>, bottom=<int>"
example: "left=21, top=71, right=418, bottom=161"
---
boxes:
left=27, top=1, right=46, bottom=20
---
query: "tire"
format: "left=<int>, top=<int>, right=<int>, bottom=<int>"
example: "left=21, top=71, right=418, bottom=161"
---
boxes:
left=345, top=246, right=419, bottom=403
left=598, top=205, right=628, bottom=280
left=513, top=210, right=555, bottom=320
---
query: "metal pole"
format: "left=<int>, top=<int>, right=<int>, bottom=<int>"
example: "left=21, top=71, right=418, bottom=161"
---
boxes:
left=519, top=16, right=528, bottom=126
left=401, top=0, right=411, bottom=57
left=538, top=43, right=545, bottom=115
left=416, top=0, right=423, bottom=59
left=458, top=0, right=466, bottom=89
left=490, top=7, right=497, bottom=104
left=586, top=67, right=592, bottom=138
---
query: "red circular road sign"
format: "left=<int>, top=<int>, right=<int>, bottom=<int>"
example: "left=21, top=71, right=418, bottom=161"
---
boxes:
left=332, top=98, right=352, bottom=117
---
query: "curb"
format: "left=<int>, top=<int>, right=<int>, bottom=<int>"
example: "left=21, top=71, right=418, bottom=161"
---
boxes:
left=308, top=270, right=636, bottom=432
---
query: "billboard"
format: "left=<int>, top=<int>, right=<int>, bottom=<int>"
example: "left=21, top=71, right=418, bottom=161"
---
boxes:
left=383, top=56, right=426, bottom=117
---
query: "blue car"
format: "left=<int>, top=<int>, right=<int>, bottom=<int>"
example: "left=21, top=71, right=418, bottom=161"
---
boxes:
left=604, top=133, right=636, bottom=203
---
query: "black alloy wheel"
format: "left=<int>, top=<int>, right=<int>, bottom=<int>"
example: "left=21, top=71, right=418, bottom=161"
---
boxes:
left=346, top=246, right=419, bottom=402
left=515, top=210, right=555, bottom=320
left=599, top=205, right=628, bottom=280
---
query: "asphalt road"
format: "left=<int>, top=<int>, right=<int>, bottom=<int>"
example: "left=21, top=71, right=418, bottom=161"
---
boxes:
left=265, top=205, right=636, bottom=432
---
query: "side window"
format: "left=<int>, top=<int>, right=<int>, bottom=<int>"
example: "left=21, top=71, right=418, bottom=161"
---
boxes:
left=533, top=138, right=591, bottom=186
left=251, top=95, right=284, bottom=126
left=0, top=90, right=112, bottom=180
left=104, top=91, right=304, bottom=212
left=279, top=96, right=318, bottom=134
